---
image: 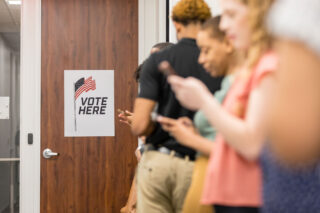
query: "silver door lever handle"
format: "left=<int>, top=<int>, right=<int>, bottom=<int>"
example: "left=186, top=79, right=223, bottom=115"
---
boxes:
left=43, top=148, right=59, bottom=159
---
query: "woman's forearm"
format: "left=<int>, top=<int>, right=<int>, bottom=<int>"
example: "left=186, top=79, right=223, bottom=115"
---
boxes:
left=199, top=94, right=263, bottom=161
left=183, top=133, right=215, bottom=156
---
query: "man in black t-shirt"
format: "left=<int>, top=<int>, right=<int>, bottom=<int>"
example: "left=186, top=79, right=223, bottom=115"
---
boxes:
left=131, top=1, right=222, bottom=212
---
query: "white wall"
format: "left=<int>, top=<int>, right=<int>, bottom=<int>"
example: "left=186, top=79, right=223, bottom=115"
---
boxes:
left=169, top=0, right=222, bottom=43
left=139, top=0, right=167, bottom=63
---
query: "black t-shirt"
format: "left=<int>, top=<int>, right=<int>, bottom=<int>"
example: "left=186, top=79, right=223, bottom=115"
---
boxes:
left=138, top=38, right=223, bottom=158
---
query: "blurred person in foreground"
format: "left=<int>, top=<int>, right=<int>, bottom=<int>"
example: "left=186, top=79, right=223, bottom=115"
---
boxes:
left=164, top=0, right=276, bottom=212
left=131, top=0, right=223, bottom=212
left=158, top=16, right=239, bottom=213
left=258, top=0, right=320, bottom=212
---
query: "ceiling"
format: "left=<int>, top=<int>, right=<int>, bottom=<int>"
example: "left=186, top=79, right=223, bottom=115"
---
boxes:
left=0, top=0, right=20, bottom=32
left=0, top=0, right=20, bottom=51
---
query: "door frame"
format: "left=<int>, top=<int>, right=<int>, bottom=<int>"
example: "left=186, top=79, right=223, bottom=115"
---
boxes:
left=19, top=0, right=167, bottom=212
left=20, top=0, right=42, bottom=212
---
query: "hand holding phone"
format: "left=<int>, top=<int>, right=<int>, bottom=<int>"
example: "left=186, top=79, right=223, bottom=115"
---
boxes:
left=118, top=109, right=132, bottom=116
left=117, top=109, right=124, bottom=114
left=118, top=109, right=133, bottom=126
left=158, top=61, right=177, bottom=76
left=151, top=112, right=159, bottom=122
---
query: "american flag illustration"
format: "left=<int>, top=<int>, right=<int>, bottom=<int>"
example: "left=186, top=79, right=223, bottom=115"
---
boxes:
left=73, top=76, right=96, bottom=131
left=75, top=76, right=96, bottom=100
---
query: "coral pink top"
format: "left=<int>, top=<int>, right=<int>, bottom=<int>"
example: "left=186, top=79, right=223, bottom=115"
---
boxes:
left=201, top=52, right=278, bottom=207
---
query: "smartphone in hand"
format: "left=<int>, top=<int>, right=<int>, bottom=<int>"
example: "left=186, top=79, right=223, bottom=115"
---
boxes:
left=118, top=109, right=132, bottom=116
left=151, top=112, right=159, bottom=122
left=158, top=61, right=177, bottom=76
left=117, top=109, right=124, bottom=114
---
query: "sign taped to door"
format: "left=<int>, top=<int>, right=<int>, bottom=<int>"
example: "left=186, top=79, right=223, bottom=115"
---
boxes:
left=64, top=70, right=115, bottom=137
left=0, top=97, right=9, bottom=119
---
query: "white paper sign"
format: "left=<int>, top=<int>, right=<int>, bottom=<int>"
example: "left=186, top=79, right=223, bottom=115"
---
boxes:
left=0, top=97, right=9, bottom=119
left=64, top=70, right=115, bottom=137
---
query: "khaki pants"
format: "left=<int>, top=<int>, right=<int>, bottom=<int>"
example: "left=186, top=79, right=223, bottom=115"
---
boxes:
left=182, top=156, right=213, bottom=213
left=137, top=151, right=194, bottom=213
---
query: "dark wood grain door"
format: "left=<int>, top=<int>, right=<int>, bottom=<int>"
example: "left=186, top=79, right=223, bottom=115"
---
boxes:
left=41, top=0, right=138, bottom=212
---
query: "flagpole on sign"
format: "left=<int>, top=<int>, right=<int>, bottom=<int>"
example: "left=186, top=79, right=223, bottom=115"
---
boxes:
left=74, top=82, right=77, bottom=132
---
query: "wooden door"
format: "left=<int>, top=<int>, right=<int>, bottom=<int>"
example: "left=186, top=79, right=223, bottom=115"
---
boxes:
left=40, top=0, right=138, bottom=212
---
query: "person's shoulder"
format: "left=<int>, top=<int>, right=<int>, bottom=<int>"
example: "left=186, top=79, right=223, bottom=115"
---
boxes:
left=255, top=51, right=278, bottom=73
left=147, top=44, right=178, bottom=66
left=152, top=44, right=177, bottom=57
left=250, top=51, right=278, bottom=89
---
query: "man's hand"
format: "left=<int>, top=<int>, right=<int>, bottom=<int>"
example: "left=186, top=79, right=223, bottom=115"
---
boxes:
left=118, top=109, right=134, bottom=127
left=157, top=116, right=198, bottom=147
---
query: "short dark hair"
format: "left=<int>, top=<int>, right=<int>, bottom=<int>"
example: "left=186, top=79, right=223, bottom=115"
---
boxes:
left=201, top=16, right=225, bottom=41
left=134, top=62, right=144, bottom=82
left=152, top=42, right=174, bottom=50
